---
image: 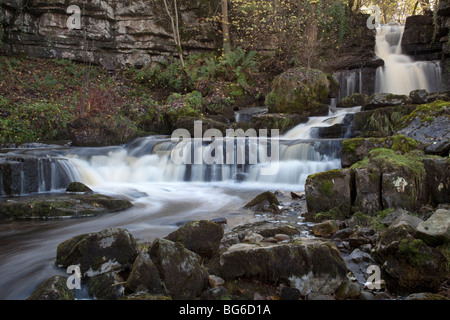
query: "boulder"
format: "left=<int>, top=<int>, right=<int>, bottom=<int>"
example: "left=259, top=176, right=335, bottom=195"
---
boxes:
left=337, top=93, right=369, bottom=108
left=68, top=115, right=142, bottom=147
left=244, top=191, right=280, bottom=213
left=312, top=220, right=339, bottom=238
left=373, top=213, right=449, bottom=294
left=265, top=67, right=329, bottom=116
left=250, top=113, right=307, bottom=134
left=27, top=275, right=75, bottom=300
left=66, top=182, right=93, bottom=193
left=396, top=100, right=450, bottom=155
left=305, top=169, right=352, bottom=220
left=165, top=220, right=224, bottom=259
left=56, top=228, right=139, bottom=277
left=88, top=272, right=125, bottom=300
left=215, top=238, right=347, bottom=296
left=125, top=250, right=165, bottom=295
left=148, top=238, right=209, bottom=300
left=335, top=281, right=362, bottom=300
left=363, top=93, right=411, bottom=111
left=0, top=193, right=133, bottom=220
left=417, top=209, right=450, bottom=245
left=420, top=156, right=450, bottom=206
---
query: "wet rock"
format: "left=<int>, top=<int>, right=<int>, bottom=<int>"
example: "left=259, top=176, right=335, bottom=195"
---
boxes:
left=165, top=220, right=224, bottom=259
left=274, top=234, right=291, bottom=242
left=305, top=169, right=352, bottom=220
left=396, top=100, right=450, bottom=156
left=280, top=286, right=301, bottom=300
left=88, top=272, right=125, bottom=300
left=208, top=275, right=225, bottom=288
left=244, top=191, right=280, bottom=213
left=379, top=208, right=410, bottom=227
left=337, top=93, right=369, bottom=108
left=215, top=238, right=347, bottom=296
left=27, top=276, right=75, bottom=300
left=373, top=213, right=449, bottom=294
left=405, top=292, right=449, bottom=300
left=56, top=228, right=139, bottom=277
left=416, top=209, right=450, bottom=245
left=250, top=113, right=307, bottom=134
left=312, top=220, right=339, bottom=238
left=125, top=250, right=164, bottom=295
left=148, top=238, right=209, bottom=300
left=27, top=275, right=75, bottom=300
left=244, top=232, right=264, bottom=243
left=421, top=156, right=450, bottom=206
left=201, top=286, right=231, bottom=300
left=363, top=93, right=411, bottom=111
left=0, top=193, right=133, bottom=220
left=335, top=281, right=362, bottom=300
left=343, top=248, right=377, bottom=286
left=66, top=182, right=93, bottom=193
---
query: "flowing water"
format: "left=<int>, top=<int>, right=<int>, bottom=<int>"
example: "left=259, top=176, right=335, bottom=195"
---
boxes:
left=375, top=23, right=442, bottom=95
left=0, top=106, right=360, bottom=300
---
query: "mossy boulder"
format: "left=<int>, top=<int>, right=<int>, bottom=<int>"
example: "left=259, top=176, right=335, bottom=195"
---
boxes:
left=396, top=100, right=450, bottom=156
left=373, top=213, right=450, bottom=294
left=363, top=93, right=411, bottom=111
left=165, top=220, right=224, bottom=259
left=88, top=272, right=125, bottom=300
left=305, top=169, right=353, bottom=220
left=125, top=250, right=165, bottom=295
left=341, top=135, right=419, bottom=168
left=164, top=91, right=203, bottom=130
left=0, top=193, right=133, bottom=220
left=244, top=191, right=280, bottom=213
left=352, top=148, right=426, bottom=212
left=312, top=220, right=339, bottom=238
left=265, top=67, right=329, bottom=116
left=68, top=115, right=143, bottom=147
left=27, top=275, right=75, bottom=300
left=337, top=93, right=369, bottom=108
left=66, top=182, right=93, bottom=193
left=56, top=228, right=139, bottom=278
left=148, top=238, right=209, bottom=300
left=215, top=238, right=347, bottom=296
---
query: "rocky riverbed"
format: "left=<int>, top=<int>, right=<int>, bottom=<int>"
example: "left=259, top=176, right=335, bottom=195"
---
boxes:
left=26, top=188, right=450, bottom=301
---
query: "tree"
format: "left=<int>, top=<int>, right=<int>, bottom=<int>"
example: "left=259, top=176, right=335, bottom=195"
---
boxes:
left=221, top=0, right=231, bottom=56
left=162, top=0, right=185, bottom=69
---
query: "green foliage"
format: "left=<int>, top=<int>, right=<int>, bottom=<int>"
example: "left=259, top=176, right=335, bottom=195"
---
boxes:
left=0, top=99, right=74, bottom=143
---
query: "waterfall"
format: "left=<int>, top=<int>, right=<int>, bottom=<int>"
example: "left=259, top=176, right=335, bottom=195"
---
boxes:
left=374, top=23, right=442, bottom=95
left=60, top=107, right=358, bottom=191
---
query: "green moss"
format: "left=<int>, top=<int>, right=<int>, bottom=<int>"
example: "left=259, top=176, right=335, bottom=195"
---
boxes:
left=398, top=100, right=450, bottom=129
left=342, top=138, right=365, bottom=154
left=390, top=135, right=418, bottom=153
left=319, top=180, right=334, bottom=197
left=398, top=238, right=434, bottom=266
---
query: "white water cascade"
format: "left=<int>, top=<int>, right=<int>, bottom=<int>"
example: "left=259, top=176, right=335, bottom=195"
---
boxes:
left=375, top=23, right=442, bottom=95
left=62, top=107, right=359, bottom=192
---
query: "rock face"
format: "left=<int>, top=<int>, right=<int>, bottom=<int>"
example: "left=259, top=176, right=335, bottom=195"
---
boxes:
left=0, top=0, right=221, bottom=68
left=56, top=228, right=139, bottom=277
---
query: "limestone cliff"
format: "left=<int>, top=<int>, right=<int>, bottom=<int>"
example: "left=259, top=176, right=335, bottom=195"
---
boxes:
left=0, top=0, right=221, bottom=68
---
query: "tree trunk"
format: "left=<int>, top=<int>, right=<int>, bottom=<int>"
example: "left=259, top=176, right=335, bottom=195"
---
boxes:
left=221, top=0, right=231, bottom=56
left=163, top=0, right=185, bottom=69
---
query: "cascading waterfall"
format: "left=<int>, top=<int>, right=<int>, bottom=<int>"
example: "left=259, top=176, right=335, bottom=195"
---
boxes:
left=61, top=107, right=359, bottom=191
left=374, top=22, right=442, bottom=94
